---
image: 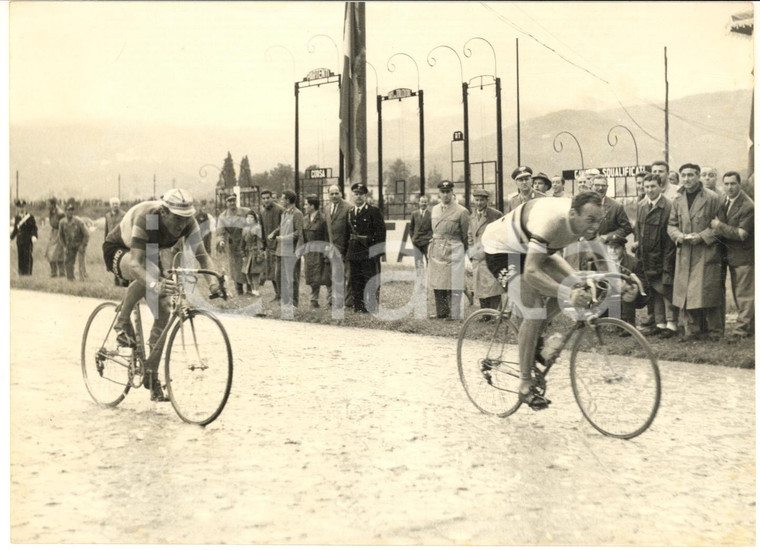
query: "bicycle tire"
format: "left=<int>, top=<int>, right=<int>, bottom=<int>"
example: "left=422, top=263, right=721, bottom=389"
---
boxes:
left=164, top=309, right=233, bottom=426
left=569, top=317, right=661, bottom=439
left=81, top=302, right=131, bottom=407
left=457, top=308, right=522, bottom=417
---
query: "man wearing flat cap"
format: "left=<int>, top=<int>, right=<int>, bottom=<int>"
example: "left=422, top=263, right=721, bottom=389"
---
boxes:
left=428, top=180, right=470, bottom=319
left=346, top=182, right=386, bottom=313
left=505, top=166, right=536, bottom=213
left=532, top=172, right=552, bottom=197
left=467, top=188, right=503, bottom=310
left=59, top=202, right=90, bottom=281
left=216, top=193, right=251, bottom=296
left=10, top=199, right=38, bottom=276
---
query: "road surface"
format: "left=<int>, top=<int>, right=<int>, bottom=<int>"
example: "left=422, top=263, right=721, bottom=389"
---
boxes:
left=9, top=290, right=755, bottom=544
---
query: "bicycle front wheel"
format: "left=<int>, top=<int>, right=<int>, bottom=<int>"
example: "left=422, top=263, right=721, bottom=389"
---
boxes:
left=457, top=308, right=522, bottom=417
left=570, top=318, right=661, bottom=439
left=164, top=309, right=233, bottom=426
left=81, top=302, right=131, bottom=407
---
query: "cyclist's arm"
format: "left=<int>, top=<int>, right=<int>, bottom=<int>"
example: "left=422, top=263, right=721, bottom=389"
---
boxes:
left=523, top=241, right=584, bottom=296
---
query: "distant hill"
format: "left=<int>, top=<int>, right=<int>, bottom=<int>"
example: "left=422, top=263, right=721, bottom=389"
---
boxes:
left=10, top=88, right=752, bottom=201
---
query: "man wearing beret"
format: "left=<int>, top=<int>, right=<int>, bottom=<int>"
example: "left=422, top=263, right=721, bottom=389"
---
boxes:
left=346, top=183, right=386, bottom=313
left=428, top=180, right=470, bottom=319
left=505, top=166, right=536, bottom=213
left=467, top=188, right=502, bottom=311
left=10, top=199, right=38, bottom=276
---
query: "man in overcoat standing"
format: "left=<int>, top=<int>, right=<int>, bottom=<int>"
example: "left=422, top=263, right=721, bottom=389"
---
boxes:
left=667, top=163, right=723, bottom=341
left=428, top=180, right=470, bottom=319
left=346, top=183, right=386, bottom=314
left=45, top=198, right=65, bottom=277
left=259, top=189, right=284, bottom=300
left=467, top=188, right=502, bottom=310
left=324, top=184, right=351, bottom=308
left=710, top=171, right=754, bottom=339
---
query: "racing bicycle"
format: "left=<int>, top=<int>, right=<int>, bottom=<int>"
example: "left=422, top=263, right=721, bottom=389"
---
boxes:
left=457, top=271, right=661, bottom=439
left=81, top=263, right=233, bottom=426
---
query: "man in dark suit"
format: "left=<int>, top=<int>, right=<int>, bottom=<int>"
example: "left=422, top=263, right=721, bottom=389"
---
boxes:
left=408, top=194, right=432, bottom=272
left=711, top=171, right=754, bottom=339
left=346, top=183, right=386, bottom=313
left=10, top=199, right=38, bottom=275
left=259, top=189, right=284, bottom=301
left=324, top=184, right=351, bottom=308
left=591, top=174, right=633, bottom=243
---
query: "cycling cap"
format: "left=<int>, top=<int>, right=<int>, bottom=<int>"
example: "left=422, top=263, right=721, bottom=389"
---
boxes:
left=161, top=188, right=196, bottom=217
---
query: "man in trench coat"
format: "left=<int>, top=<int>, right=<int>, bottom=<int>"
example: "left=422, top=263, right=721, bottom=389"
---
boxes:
left=467, top=188, right=503, bottom=310
left=428, top=180, right=470, bottom=320
left=667, top=163, right=723, bottom=341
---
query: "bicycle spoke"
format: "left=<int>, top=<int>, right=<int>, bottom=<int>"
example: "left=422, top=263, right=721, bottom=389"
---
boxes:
left=570, top=319, right=661, bottom=439
left=165, top=311, right=232, bottom=426
left=457, top=309, right=522, bottom=417
left=81, top=303, right=131, bottom=407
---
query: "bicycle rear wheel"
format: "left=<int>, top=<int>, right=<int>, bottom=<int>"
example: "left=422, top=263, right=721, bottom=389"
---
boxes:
left=164, top=309, right=233, bottom=426
left=81, top=302, right=131, bottom=407
left=457, top=308, right=522, bottom=417
left=570, top=318, right=660, bottom=439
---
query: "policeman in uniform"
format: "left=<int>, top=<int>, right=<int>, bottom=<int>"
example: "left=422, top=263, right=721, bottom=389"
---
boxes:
left=346, top=183, right=386, bottom=313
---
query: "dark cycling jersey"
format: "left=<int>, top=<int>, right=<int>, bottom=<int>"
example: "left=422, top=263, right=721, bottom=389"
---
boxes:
left=104, top=200, right=201, bottom=252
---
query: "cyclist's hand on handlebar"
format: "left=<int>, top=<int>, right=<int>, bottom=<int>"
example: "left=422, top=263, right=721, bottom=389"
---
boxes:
left=150, top=278, right=178, bottom=297
left=569, top=286, right=593, bottom=308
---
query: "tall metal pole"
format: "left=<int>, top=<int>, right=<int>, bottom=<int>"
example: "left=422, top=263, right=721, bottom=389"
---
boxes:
left=118, top=174, right=121, bottom=201
left=664, top=47, right=669, bottom=167
left=15, top=171, right=18, bottom=202
left=294, top=82, right=300, bottom=200
left=462, top=82, right=471, bottom=209
left=495, top=77, right=504, bottom=212
left=377, top=94, right=383, bottom=213
left=153, top=174, right=156, bottom=198
left=516, top=38, right=521, bottom=166
left=418, top=90, right=425, bottom=197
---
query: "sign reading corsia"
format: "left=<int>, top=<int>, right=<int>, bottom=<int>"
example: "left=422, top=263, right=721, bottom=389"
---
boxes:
left=562, top=165, right=651, bottom=180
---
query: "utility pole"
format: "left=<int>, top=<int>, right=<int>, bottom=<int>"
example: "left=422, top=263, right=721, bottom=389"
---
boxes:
left=15, top=170, right=18, bottom=202
left=664, top=47, right=669, bottom=167
left=118, top=174, right=121, bottom=201
left=516, top=38, right=521, bottom=166
left=153, top=174, right=156, bottom=198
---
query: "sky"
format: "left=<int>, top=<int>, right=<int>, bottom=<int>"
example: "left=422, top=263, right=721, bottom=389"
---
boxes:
left=9, top=1, right=754, bottom=129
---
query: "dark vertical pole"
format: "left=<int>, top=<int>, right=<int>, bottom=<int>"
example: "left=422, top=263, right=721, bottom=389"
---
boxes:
left=294, top=82, right=300, bottom=202
left=153, top=174, right=156, bottom=198
left=462, top=82, right=471, bottom=210
left=377, top=94, right=384, bottom=216
left=15, top=171, right=18, bottom=202
left=495, top=77, right=504, bottom=213
left=118, top=174, right=121, bottom=201
left=664, top=47, right=669, bottom=168
left=516, top=38, right=521, bottom=166
left=418, top=90, right=425, bottom=198
left=338, top=73, right=344, bottom=195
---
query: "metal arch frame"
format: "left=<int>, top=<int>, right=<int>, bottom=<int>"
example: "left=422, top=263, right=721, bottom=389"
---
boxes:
left=264, top=45, right=296, bottom=82
left=607, top=125, right=639, bottom=167
left=553, top=131, right=585, bottom=170
left=306, top=34, right=340, bottom=74
left=377, top=52, right=425, bottom=216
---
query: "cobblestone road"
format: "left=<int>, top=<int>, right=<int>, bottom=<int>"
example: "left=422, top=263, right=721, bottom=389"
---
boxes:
left=10, top=290, right=755, bottom=544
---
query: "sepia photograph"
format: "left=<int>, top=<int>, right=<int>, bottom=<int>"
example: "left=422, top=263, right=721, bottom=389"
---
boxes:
left=7, top=1, right=756, bottom=544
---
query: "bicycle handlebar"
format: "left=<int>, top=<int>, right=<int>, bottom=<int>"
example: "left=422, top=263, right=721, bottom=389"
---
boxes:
left=575, top=270, right=646, bottom=306
left=166, top=268, right=228, bottom=301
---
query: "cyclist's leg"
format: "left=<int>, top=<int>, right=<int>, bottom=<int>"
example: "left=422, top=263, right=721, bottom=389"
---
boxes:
left=114, top=252, right=144, bottom=333
left=515, top=282, right=546, bottom=396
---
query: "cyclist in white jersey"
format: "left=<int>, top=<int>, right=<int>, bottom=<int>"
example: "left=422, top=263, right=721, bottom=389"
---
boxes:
left=481, top=191, right=638, bottom=409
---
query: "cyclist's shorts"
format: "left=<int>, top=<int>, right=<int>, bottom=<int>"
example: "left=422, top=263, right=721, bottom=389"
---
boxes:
left=102, top=241, right=130, bottom=287
left=485, top=252, right=526, bottom=290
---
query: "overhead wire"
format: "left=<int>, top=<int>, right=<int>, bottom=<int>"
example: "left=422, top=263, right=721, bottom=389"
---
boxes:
left=481, top=2, right=746, bottom=144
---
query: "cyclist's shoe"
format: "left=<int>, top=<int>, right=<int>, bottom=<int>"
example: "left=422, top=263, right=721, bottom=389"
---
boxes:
left=116, top=330, right=136, bottom=348
left=519, top=389, right=551, bottom=411
left=147, top=376, right=169, bottom=402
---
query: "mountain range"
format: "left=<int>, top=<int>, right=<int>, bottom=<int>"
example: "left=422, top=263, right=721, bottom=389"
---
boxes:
left=10, top=88, right=752, bottom=201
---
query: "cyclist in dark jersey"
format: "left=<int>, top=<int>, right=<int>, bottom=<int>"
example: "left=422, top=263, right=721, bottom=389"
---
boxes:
left=481, top=191, right=639, bottom=409
left=102, top=188, right=220, bottom=400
